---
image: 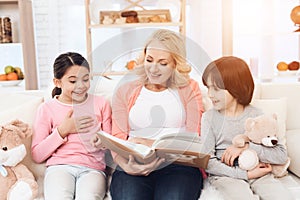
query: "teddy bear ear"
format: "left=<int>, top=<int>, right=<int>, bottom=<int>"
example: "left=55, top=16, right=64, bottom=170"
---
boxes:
left=10, top=120, right=32, bottom=139
left=245, top=118, right=256, bottom=131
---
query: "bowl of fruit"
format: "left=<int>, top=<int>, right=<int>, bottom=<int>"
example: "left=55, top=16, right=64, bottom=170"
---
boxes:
left=0, top=65, right=25, bottom=86
left=276, top=61, right=300, bottom=76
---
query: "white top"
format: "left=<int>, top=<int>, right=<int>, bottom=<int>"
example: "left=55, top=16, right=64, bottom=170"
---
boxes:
left=129, top=86, right=186, bottom=139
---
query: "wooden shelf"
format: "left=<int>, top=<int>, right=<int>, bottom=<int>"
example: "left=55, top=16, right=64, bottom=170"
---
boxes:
left=0, top=42, right=21, bottom=46
left=88, top=22, right=183, bottom=29
left=0, top=0, right=38, bottom=89
left=0, top=0, right=18, bottom=3
left=85, top=0, right=186, bottom=77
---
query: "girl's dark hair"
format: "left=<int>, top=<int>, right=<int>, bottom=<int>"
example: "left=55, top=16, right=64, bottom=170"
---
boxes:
left=202, top=56, right=254, bottom=106
left=52, top=52, right=90, bottom=98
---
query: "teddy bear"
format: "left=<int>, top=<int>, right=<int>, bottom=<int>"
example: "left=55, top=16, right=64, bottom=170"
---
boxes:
left=0, top=120, right=38, bottom=200
left=232, top=114, right=290, bottom=178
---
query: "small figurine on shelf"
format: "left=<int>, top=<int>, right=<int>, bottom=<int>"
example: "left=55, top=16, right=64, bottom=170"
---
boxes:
left=102, top=16, right=114, bottom=25
left=121, top=10, right=139, bottom=23
left=2, top=17, right=13, bottom=43
left=115, top=17, right=126, bottom=24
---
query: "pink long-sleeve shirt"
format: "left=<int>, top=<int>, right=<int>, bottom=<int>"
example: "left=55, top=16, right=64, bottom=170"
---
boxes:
left=31, top=94, right=112, bottom=171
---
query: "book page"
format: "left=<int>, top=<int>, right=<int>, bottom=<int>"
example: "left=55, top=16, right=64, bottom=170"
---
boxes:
left=153, top=138, right=203, bottom=152
left=152, top=131, right=201, bottom=149
left=157, top=131, right=200, bottom=140
left=151, top=133, right=209, bottom=169
left=129, top=127, right=183, bottom=139
left=97, top=131, right=152, bottom=157
left=97, top=131, right=209, bottom=168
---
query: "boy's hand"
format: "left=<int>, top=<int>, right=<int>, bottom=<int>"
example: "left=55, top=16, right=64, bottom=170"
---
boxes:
left=222, top=144, right=249, bottom=166
left=247, top=163, right=272, bottom=179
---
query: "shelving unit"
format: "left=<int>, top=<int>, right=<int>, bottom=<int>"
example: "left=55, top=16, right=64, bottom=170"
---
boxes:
left=84, top=0, right=186, bottom=76
left=0, top=0, right=38, bottom=90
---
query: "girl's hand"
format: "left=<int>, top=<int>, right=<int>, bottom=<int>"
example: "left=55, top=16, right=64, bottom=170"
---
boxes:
left=221, top=144, right=249, bottom=166
left=90, top=134, right=106, bottom=150
left=57, top=109, right=95, bottom=138
left=116, top=155, right=165, bottom=176
left=247, top=163, right=272, bottom=179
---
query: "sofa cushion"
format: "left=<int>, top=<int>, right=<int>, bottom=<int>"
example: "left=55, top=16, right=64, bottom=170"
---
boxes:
left=0, top=93, right=44, bottom=125
left=258, top=82, right=300, bottom=130
left=286, top=129, right=300, bottom=178
left=0, top=93, right=45, bottom=198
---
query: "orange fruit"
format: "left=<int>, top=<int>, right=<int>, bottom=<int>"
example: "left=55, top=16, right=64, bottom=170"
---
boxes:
left=6, top=72, right=18, bottom=80
left=276, top=62, right=288, bottom=71
left=288, top=61, right=300, bottom=70
left=0, top=74, right=7, bottom=81
left=126, top=60, right=136, bottom=70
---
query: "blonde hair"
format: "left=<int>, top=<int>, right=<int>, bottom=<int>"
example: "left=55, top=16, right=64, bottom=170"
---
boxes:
left=135, top=29, right=191, bottom=88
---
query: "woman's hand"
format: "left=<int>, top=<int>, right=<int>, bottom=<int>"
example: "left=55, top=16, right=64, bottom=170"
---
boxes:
left=247, top=163, right=272, bottom=179
left=115, top=155, right=165, bottom=176
left=221, top=144, right=249, bottom=166
left=58, top=109, right=95, bottom=138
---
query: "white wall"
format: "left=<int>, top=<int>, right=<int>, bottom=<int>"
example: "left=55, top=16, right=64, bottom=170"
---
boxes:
left=33, top=0, right=86, bottom=89
left=187, top=0, right=222, bottom=60
left=32, top=0, right=299, bottom=90
left=32, top=0, right=223, bottom=90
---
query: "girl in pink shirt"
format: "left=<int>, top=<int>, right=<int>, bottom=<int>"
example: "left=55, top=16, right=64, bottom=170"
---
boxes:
left=31, top=52, right=112, bottom=200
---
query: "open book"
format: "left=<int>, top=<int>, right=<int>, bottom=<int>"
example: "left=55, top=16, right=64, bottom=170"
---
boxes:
left=97, top=131, right=210, bottom=169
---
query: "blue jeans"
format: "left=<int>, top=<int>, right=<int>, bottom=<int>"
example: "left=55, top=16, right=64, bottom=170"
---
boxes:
left=110, top=164, right=203, bottom=200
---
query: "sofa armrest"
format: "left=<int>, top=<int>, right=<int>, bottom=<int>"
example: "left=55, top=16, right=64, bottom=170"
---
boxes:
left=286, top=129, right=300, bottom=178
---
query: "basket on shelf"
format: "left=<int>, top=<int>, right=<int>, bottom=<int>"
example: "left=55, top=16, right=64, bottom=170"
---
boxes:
left=100, top=9, right=171, bottom=25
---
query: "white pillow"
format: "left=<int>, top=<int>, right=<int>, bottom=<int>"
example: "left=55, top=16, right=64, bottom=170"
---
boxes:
left=250, top=98, right=287, bottom=146
left=0, top=93, right=44, bottom=125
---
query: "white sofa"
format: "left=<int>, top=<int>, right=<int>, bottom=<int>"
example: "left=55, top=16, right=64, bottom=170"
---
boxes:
left=1, top=76, right=300, bottom=199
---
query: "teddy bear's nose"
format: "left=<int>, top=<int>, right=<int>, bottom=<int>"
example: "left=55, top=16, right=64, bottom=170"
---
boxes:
left=271, top=140, right=278, bottom=145
left=2, top=147, right=7, bottom=151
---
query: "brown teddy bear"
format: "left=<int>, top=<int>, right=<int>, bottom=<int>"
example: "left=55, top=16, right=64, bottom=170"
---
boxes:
left=232, top=114, right=290, bottom=178
left=0, top=120, right=38, bottom=200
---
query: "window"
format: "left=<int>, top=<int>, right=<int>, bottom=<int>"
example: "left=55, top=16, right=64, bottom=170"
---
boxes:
left=232, top=0, right=299, bottom=79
